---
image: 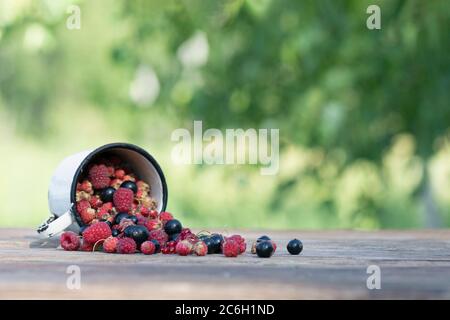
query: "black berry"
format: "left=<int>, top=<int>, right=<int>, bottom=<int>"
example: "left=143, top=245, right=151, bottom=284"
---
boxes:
left=168, top=232, right=180, bottom=242
left=150, top=239, right=161, bottom=253
left=100, top=187, right=116, bottom=203
left=210, top=234, right=224, bottom=254
left=164, top=219, right=182, bottom=235
left=202, top=237, right=215, bottom=254
left=112, top=229, right=120, bottom=237
left=287, top=239, right=303, bottom=255
left=124, top=225, right=149, bottom=246
left=257, top=235, right=271, bottom=243
left=120, top=181, right=138, bottom=194
left=127, top=215, right=138, bottom=224
left=114, top=212, right=129, bottom=225
left=256, top=241, right=274, bottom=258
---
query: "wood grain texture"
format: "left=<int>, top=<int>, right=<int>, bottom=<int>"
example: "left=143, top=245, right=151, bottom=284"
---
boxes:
left=0, top=228, right=449, bottom=299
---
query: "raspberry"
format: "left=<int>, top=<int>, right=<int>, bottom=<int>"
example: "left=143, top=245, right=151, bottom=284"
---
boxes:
left=89, top=164, right=111, bottom=189
left=176, top=240, right=193, bottom=256
left=80, top=240, right=94, bottom=252
left=226, top=235, right=246, bottom=254
left=103, top=236, right=119, bottom=253
left=148, top=210, right=159, bottom=219
left=117, top=237, right=136, bottom=254
left=140, top=241, right=156, bottom=255
left=114, top=169, right=126, bottom=179
left=110, top=178, right=123, bottom=189
left=222, top=240, right=239, bottom=257
left=193, top=241, right=207, bottom=256
left=148, top=229, right=169, bottom=246
left=123, top=175, right=136, bottom=182
left=60, top=231, right=80, bottom=251
left=76, top=200, right=91, bottom=213
left=80, top=208, right=96, bottom=224
left=145, top=219, right=162, bottom=231
left=89, top=195, right=103, bottom=209
left=82, top=222, right=112, bottom=244
left=106, top=165, right=115, bottom=177
left=77, top=180, right=93, bottom=194
left=139, top=206, right=150, bottom=217
left=113, top=187, right=134, bottom=212
left=159, top=211, right=173, bottom=224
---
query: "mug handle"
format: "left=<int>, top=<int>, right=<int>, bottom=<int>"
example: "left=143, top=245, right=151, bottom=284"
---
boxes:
left=37, top=207, right=75, bottom=237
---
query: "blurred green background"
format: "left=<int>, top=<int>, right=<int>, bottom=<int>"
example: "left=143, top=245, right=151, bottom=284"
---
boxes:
left=0, top=0, right=449, bottom=229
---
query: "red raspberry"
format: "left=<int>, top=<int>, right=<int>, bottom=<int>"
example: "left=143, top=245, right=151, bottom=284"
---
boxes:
left=82, top=222, right=112, bottom=244
left=139, top=206, right=150, bottom=217
left=226, top=235, right=246, bottom=254
left=106, top=165, right=115, bottom=177
left=145, top=219, right=162, bottom=231
left=148, top=210, right=159, bottom=219
left=223, top=240, right=239, bottom=257
left=80, top=208, right=96, bottom=224
left=76, top=200, right=91, bottom=213
left=114, top=169, right=126, bottom=179
left=135, top=214, right=148, bottom=226
left=103, top=236, right=118, bottom=253
left=140, top=241, right=156, bottom=255
left=77, top=180, right=93, bottom=194
left=159, top=211, right=173, bottom=224
left=113, top=188, right=134, bottom=212
left=193, top=241, right=207, bottom=256
left=80, top=240, right=94, bottom=252
left=148, top=229, right=168, bottom=246
left=89, top=195, right=103, bottom=209
left=60, top=231, right=80, bottom=251
left=117, top=237, right=136, bottom=254
left=176, top=240, right=193, bottom=256
left=89, top=164, right=110, bottom=189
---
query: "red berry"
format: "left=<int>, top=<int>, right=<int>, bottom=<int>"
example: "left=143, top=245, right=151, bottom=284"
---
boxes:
left=114, top=169, right=126, bottom=179
left=140, top=241, right=156, bottom=255
left=76, top=200, right=91, bottom=214
left=80, top=208, right=96, bottom=224
left=89, top=195, right=103, bottom=209
left=82, top=222, right=112, bottom=244
left=116, top=237, right=136, bottom=254
left=148, top=229, right=169, bottom=246
left=222, top=240, right=240, bottom=257
left=113, top=188, right=134, bottom=212
left=110, top=178, right=123, bottom=189
left=80, top=240, right=94, bottom=252
left=148, top=210, right=159, bottom=219
left=159, top=211, right=173, bottom=224
left=60, top=231, right=80, bottom=251
left=193, top=241, right=207, bottom=256
left=89, top=164, right=110, bottom=189
left=176, top=240, right=193, bottom=256
left=145, top=219, right=162, bottom=231
left=225, top=235, right=246, bottom=254
left=77, top=180, right=93, bottom=194
left=103, top=236, right=119, bottom=253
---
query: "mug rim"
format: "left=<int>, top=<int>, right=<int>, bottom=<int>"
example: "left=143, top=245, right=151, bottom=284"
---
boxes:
left=69, top=142, right=168, bottom=227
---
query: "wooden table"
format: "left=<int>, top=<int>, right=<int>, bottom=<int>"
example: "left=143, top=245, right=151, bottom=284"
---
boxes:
left=0, top=228, right=449, bottom=299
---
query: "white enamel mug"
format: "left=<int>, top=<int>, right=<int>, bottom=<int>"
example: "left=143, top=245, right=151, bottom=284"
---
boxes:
left=37, top=143, right=168, bottom=237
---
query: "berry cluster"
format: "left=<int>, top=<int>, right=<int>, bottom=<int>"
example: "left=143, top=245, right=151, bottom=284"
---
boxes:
left=59, top=158, right=304, bottom=257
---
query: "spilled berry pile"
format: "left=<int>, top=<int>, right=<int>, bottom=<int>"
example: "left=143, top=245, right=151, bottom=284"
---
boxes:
left=60, top=159, right=303, bottom=257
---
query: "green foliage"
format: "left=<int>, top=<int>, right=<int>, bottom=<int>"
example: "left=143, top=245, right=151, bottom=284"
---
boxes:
left=0, top=0, right=449, bottom=228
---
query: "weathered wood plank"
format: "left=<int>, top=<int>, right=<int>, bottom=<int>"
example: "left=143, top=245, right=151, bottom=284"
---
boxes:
left=0, top=228, right=449, bottom=299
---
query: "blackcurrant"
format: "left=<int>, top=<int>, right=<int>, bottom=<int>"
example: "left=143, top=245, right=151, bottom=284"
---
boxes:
left=202, top=237, right=215, bottom=254
left=124, top=225, right=149, bottom=246
left=210, top=234, right=224, bottom=254
left=164, top=219, right=182, bottom=235
left=112, top=229, right=120, bottom=237
left=256, top=241, right=274, bottom=258
left=287, top=239, right=303, bottom=255
left=257, top=235, right=271, bottom=243
left=100, top=187, right=116, bottom=203
left=114, top=212, right=130, bottom=225
left=127, top=215, right=138, bottom=224
left=168, top=232, right=180, bottom=242
left=120, top=181, right=138, bottom=194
